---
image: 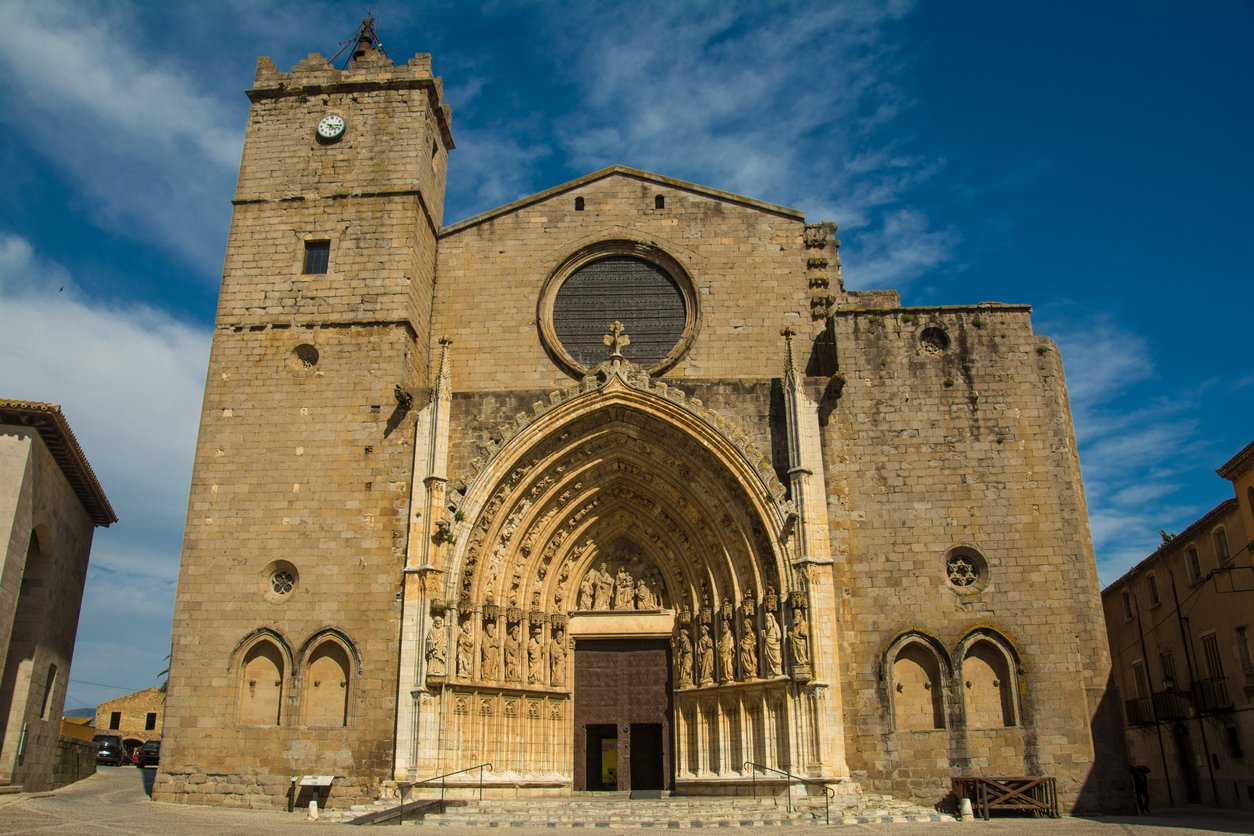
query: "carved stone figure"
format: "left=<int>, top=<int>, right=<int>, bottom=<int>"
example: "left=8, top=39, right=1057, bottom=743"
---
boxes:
left=762, top=611, right=783, bottom=677
left=481, top=620, right=500, bottom=681
left=549, top=628, right=567, bottom=687
left=504, top=623, right=522, bottom=682
left=789, top=610, right=810, bottom=667
left=675, top=628, right=694, bottom=688
left=456, top=618, right=475, bottom=678
left=578, top=573, right=594, bottom=610
left=527, top=627, right=544, bottom=685
left=614, top=566, right=634, bottom=610
left=425, top=615, right=447, bottom=677
left=719, top=619, right=735, bottom=682
left=739, top=617, right=758, bottom=679
left=696, top=624, right=715, bottom=686
left=593, top=563, right=613, bottom=609
left=635, top=577, right=656, bottom=610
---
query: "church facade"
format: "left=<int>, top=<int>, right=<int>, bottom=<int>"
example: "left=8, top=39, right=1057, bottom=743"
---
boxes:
left=156, top=41, right=1126, bottom=812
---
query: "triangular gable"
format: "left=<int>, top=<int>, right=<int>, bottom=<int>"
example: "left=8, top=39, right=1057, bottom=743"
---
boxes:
left=441, top=165, right=804, bottom=236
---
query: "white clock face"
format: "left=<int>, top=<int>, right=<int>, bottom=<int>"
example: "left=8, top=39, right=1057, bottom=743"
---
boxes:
left=316, top=114, right=346, bottom=140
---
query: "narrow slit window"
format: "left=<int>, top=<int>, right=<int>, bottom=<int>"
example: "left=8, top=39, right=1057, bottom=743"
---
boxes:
left=303, top=240, right=330, bottom=275
left=574, top=197, right=585, bottom=211
left=655, top=194, right=665, bottom=209
left=145, top=712, right=157, bottom=731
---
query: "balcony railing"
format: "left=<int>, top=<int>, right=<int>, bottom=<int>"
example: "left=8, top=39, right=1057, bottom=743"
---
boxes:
left=1193, top=677, right=1233, bottom=713
left=1151, top=688, right=1192, bottom=720
left=1124, top=697, right=1153, bottom=726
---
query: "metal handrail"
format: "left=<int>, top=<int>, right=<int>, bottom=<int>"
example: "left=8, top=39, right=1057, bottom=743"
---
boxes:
left=743, top=761, right=836, bottom=825
left=397, top=763, right=493, bottom=824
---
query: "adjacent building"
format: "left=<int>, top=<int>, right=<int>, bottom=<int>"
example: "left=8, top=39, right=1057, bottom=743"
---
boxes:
left=0, top=399, right=116, bottom=790
left=157, top=30, right=1127, bottom=813
left=94, top=686, right=165, bottom=755
left=1102, top=440, right=1254, bottom=809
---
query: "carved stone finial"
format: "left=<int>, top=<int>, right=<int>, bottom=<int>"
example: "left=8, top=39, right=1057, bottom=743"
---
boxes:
left=603, top=321, right=631, bottom=360
left=780, top=327, right=798, bottom=380
left=434, top=336, right=454, bottom=396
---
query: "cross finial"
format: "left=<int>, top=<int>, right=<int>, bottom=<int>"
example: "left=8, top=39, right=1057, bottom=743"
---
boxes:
left=603, top=321, right=631, bottom=360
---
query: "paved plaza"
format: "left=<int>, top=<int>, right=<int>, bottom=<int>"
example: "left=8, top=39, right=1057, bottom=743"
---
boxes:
left=0, top=767, right=1252, bottom=835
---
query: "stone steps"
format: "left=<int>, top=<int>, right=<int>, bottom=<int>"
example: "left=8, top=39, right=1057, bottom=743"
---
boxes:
left=337, top=792, right=953, bottom=827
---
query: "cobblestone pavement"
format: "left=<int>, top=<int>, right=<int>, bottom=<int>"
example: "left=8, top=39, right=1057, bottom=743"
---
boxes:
left=1, top=767, right=1252, bottom=835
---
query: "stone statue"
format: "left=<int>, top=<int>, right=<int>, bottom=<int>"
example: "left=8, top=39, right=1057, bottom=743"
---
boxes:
left=719, top=619, right=735, bottom=682
left=456, top=618, right=475, bottom=678
left=635, top=577, right=655, bottom=610
left=789, top=610, right=810, bottom=667
left=481, top=620, right=500, bottom=681
left=614, top=566, right=634, bottom=610
left=739, top=616, right=758, bottom=679
left=549, top=629, right=567, bottom=687
left=675, top=628, right=694, bottom=688
left=696, top=624, right=715, bottom=686
left=762, top=611, right=783, bottom=677
left=504, top=622, right=522, bottom=682
left=527, top=626, right=544, bottom=685
left=425, top=615, right=447, bottom=677
left=578, top=573, right=594, bottom=610
left=593, top=563, right=613, bottom=609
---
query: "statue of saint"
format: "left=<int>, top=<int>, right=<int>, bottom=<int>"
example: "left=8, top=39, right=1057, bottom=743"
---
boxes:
left=789, top=610, right=810, bottom=668
left=762, top=611, right=783, bottom=677
left=425, top=615, right=447, bottom=677
left=593, top=563, right=613, bottom=609
left=634, top=577, right=655, bottom=610
left=696, top=624, right=715, bottom=686
left=614, top=566, right=634, bottom=610
left=675, top=628, right=694, bottom=688
left=527, top=626, right=544, bottom=685
left=549, top=629, right=567, bottom=687
left=578, top=573, right=594, bottom=610
left=739, top=616, right=758, bottom=679
left=718, top=619, right=735, bottom=682
left=456, top=618, right=475, bottom=679
left=480, top=620, right=500, bottom=680
left=504, top=623, right=522, bottom=682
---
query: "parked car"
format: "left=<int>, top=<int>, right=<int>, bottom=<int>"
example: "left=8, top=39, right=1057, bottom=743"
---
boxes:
left=93, top=734, right=126, bottom=766
left=135, top=740, right=161, bottom=768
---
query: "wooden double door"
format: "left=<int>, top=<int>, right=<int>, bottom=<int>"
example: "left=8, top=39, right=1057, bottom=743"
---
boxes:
left=572, top=639, right=672, bottom=794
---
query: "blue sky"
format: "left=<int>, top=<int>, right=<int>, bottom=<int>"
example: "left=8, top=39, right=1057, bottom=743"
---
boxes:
left=0, top=0, right=1250, bottom=712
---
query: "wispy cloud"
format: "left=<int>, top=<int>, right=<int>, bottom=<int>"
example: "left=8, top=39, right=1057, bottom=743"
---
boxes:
left=1050, top=316, right=1210, bottom=584
left=0, top=1, right=242, bottom=273
left=0, top=233, right=210, bottom=706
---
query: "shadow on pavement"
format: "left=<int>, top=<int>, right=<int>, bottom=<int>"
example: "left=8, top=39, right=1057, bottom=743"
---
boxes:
left=1079, top=808, right=1254, bottom=833
left=139, top=766, right=156, bottom=798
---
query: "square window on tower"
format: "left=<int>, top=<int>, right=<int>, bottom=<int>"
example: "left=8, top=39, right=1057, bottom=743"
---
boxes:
left=302, top=240, right=330, bottom=274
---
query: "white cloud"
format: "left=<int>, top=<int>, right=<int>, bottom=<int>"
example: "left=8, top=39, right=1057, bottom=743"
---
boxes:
left=0, top=234, right=210, bottom=707
left=1049, top=317, right=1211, bottom=584
left=0, top=1, right=242, bottom=272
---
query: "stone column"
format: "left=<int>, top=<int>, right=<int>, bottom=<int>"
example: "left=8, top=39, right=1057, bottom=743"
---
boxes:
left=779, top=328, right=849, bottom=779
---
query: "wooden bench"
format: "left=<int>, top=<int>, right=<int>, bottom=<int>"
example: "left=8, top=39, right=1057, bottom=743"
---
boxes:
left=951, top=775, right=1059, bottom=819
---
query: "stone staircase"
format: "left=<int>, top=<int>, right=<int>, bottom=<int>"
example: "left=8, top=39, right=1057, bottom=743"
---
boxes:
left=337, top=788, right=954, bottom=827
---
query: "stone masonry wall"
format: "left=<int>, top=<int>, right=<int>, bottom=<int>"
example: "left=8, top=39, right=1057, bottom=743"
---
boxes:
left=433, top=172, right=825, bottom=393
left=156, top=324, right=419, bottom=808
left=0, top=428, right=95, bottom=791
left=823, top=305, right=1122, bottom=812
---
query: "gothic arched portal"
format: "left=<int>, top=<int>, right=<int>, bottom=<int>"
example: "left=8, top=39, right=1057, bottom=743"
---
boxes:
left=398, top=358, right=845, bottom=791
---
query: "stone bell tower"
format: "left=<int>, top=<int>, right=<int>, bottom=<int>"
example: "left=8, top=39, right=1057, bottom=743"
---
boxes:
left=156, top=23, right=454, bottom=805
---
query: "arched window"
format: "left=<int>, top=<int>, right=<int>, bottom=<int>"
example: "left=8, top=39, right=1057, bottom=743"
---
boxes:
left=238, top=640, right=285, bottom=725
left=1213, top=526, right=1231, bottom=565
left=889, top=641, right=946, bottom=730
left=960, top=636, right=1018, bottom=728
left=654, top=194, right=665, bottom=209
left=574, top=196, right=585, bottom=211
left=303, top=640, right=351, bottom=727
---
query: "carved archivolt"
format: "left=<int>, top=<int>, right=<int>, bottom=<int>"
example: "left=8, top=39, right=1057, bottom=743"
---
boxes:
left=427, top=359, right=812, bottom=694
